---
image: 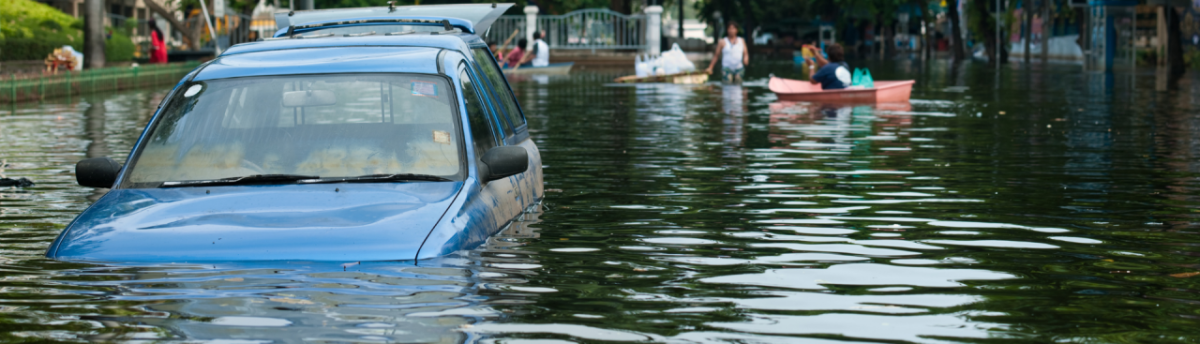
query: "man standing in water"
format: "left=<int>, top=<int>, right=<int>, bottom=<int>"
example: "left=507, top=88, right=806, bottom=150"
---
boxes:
left=514, top=31, right=550, bottom=68
left=705, top=22, right=749, bottom=84
left=805, top=44, right=851, bottom=90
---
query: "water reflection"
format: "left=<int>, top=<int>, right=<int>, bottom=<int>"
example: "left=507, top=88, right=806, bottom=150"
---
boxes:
left=4, top=62, right=1200, bottom=342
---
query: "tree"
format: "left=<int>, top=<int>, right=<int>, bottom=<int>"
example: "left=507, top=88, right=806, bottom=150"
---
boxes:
left=143, top=0, right=202, bottom=50
left=695, top=0, right=809, bottom=43
left=1167, top=6, right=1184, bottom=75
left=948, top=0, right=965, bottom=60
left=969, top=0, right=1000, bottom=63
left=84, top=0, right=105, bottom=68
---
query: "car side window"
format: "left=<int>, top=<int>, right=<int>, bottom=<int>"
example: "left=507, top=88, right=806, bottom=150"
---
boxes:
left=459, top=69, right=496, bottom=162
left=472, top=48, right=528, bottom=133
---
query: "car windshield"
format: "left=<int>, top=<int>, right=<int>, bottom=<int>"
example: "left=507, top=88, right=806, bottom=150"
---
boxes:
left=122, top=73, right=462, bottom=188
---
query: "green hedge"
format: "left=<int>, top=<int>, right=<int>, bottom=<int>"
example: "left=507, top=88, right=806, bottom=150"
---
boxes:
left=2, top=38, right=80, bottom=61
left=1, top=32, right=134, bottom=62
left=105, top=31, right=135, bottom=62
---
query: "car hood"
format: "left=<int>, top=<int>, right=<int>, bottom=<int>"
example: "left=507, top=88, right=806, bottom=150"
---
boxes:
left=47, top=182, right=462, bottom=262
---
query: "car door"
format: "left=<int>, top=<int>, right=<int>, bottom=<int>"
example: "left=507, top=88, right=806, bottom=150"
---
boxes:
left=468, top=47, right=543, bottom=215
left=454, top=63, right=511, bottom=242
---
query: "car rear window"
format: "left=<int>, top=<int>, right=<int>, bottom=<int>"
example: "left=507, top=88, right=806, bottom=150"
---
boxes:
left=123, top=74, right=463, bottom=188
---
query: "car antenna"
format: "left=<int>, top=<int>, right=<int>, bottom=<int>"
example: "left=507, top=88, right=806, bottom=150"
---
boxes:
left=441, top=19, right=452, bottom=31
left=387, top=1, right=396, bottom=12
left=492, top=2, right=497, bottom=7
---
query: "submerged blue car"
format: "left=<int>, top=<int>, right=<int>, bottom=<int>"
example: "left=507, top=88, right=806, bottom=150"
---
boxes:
left=47, top=4, right=543, bottom=262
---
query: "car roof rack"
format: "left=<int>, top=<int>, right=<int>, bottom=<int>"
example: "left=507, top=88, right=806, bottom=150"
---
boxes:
left=275, top=3, right=513, bottom=35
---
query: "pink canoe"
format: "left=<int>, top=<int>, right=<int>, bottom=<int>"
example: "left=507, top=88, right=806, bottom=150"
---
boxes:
left=769, top=76, right=915, bottom=103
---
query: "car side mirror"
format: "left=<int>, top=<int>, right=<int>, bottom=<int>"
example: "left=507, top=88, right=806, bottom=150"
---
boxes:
left=479, top=146, right=528, bottom=182
left=76, top=157, right=122, bottom=188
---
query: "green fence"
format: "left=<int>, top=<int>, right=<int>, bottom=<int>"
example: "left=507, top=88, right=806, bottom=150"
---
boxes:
left=3, top=61, right=202, bottom=104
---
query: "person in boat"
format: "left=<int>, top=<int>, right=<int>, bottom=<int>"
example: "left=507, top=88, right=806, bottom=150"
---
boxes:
left=805, top=43, right=851, bottom=90
left=705, top=21, right=749, bottom=84
left=504, top=38, right=527, bottom=68
left=489, top=41, right=503, bottom=62
left=513, top=31, right=550, bottom=69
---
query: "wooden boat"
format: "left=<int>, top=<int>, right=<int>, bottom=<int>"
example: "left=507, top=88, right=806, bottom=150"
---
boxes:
left=614, top=70, right=708, bottom=84
left=768, top=76, right=914, bottom=103
left=504, top=62, right=574, bottom=75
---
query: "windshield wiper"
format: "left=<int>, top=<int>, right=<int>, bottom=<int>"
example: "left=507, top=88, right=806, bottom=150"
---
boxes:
left=299, top=173, right=452, bottom=184
left=160, top=174, right=319, bottom=188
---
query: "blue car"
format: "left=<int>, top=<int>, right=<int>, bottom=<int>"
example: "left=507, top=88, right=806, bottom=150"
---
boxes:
left=46, top=4, right=544, bottom=262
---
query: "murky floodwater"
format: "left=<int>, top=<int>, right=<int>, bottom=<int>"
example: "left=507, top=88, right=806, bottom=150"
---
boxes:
left=2, top=60, right=1200, bottom=342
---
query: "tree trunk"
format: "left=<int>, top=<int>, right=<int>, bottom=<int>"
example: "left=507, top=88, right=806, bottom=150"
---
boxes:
left=1023, top=4, right=1031, bottom=62
left=1041, top=0, right=1050, bottom=62
left=973, top=0, right=997, bottom=64
left=885, top=23, right=894, bottom=58
left=1000, top=0, right=1010, bottom=63
left=878, top=13, right=888, bottom=58
left=144, top=0, right=202, bottom=50
left=609, top=0, right=630, bottom=14
left=1076, top=7, right=1087, bottom=58
left=919, top=1, right=932, bottom=60
left=84, top=0, right=105, bottom=68
left=948, top=0, right=965, bottom=60
left=1167, top=6, right=1185, bottom=75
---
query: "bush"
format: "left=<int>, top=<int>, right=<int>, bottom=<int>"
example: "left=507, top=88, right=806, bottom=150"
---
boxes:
left=1185, top=49, right=1200, bottom=70
left=105, top=30, right=135, bottom=62
left=2, top=37, right=82, bottom=61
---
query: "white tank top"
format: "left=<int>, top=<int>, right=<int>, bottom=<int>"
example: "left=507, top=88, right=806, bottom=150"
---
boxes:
left=721, top=37, right=744, bottom=69
left=532, top=39, right=550, bottom=67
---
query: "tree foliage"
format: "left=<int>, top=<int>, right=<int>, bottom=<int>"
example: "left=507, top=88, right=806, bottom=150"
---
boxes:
left=0, top=0, right=133, bottom=62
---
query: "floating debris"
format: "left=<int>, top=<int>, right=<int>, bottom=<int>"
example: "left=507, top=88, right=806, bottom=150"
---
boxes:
left=0, top=178, right=33, bottom=187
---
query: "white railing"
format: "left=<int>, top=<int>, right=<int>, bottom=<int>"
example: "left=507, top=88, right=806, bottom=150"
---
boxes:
left=484, top=8, right=647, bottom=51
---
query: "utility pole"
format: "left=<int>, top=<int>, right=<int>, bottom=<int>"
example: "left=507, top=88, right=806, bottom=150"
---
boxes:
left=84, top=0, right=105, bottom=69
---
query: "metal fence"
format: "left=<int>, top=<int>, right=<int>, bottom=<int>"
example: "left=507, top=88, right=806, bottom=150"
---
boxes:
left=3, top=62, right=202, bottom=104
left=487, top=16, right=528, bottom=48
left=484, top=9, right=645, bottom=51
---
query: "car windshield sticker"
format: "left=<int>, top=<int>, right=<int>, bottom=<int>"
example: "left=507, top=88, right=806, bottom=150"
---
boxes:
left=433, top=130, right=451, bottom=144
left=183, top=84, right=203, bottom=97
left=411, top=81, right=438, bottom=97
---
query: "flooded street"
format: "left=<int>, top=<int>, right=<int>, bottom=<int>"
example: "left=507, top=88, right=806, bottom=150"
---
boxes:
left=3, top=60, right=1200, bottom=342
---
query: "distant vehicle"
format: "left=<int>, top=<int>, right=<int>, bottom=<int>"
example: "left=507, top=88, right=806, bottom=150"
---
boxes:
left=47, top=3, right=544, bottom=262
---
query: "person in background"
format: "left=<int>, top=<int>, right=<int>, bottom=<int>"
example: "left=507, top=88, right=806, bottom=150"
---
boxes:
left=513, top=30, right=549, bottom=68
left=148, top=19, right=168, bottom=64
left=489, top=41, right=503, bottom=62
left=504, top=38, right=527, bottom=68
left=805, top=43, right=850, bottom=90
left=705, top=22, right=749, bottom=84
left=492, top=29, right=520, bottom=64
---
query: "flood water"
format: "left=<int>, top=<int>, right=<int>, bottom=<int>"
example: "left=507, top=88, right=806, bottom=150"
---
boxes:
left=2, top=60, right=1200, bottom=342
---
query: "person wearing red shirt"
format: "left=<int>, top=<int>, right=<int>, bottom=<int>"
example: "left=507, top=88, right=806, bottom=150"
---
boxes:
left=504, top=39, right=527, bottom=68
left=148, top=19, right=168, bottom=64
